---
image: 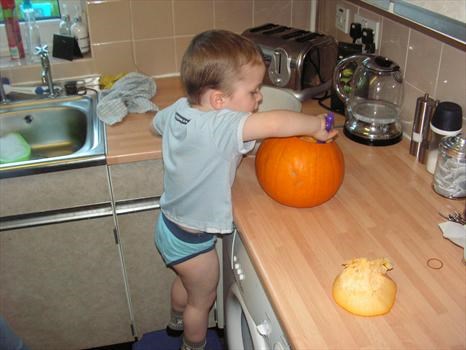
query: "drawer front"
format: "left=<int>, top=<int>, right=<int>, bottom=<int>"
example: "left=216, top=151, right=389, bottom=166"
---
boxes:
left=110, top=160, right=164, bottom=201
left=0, top=165, right=110, bottom=217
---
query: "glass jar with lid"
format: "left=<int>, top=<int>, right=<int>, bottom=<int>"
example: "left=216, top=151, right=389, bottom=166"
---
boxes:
left=433, top=135, right=466, bottom=198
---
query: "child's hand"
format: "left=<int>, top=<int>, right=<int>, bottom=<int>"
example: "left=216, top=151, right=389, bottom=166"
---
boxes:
left=311, top=114, right=338, bottom=142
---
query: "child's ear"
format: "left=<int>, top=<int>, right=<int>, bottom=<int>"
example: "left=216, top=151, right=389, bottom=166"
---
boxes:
left=210, top=90, right=226, bottom=110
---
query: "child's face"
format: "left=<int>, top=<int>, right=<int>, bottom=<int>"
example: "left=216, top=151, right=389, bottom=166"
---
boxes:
left=222, top=63, right=266, bottom=113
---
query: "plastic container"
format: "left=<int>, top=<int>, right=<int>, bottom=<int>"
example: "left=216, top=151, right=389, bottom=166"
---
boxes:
left=433, top=135, right=466, bottom=198
left=21, top=0, right=41, bottom=62
left=0, top=133, right=31, bottom=164
left=70, top=16, right=90, bottom=54
left=1, top=0, right=25, bottom=60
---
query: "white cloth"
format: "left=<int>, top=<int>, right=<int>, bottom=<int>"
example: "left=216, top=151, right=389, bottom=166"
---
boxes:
left=439, top=221, right=465, bottom=248
left=97, top=72, right=159, bottom=125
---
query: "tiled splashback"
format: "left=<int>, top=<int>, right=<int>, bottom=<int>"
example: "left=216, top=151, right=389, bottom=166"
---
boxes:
left=1, top=0, right=464, bottom=134
left=319, top=1, right=465, bottom=134
left=87, top=0, right=312, bottom=77
left=1, top=0, right=312, bottom=83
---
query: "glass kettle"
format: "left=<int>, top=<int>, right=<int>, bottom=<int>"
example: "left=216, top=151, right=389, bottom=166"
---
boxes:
left=333, top=55, right=404, bottom=146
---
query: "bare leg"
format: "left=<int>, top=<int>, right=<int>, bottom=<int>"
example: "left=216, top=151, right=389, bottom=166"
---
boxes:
left=171, top=275, right=188, bottom=312
left=172, top=248, right=219, bottom=343
left=166, top=276, right=187, bottom=335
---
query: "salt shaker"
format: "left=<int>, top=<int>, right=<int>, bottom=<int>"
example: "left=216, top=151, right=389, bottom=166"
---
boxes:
left=433, top=135, right=466, bottom=199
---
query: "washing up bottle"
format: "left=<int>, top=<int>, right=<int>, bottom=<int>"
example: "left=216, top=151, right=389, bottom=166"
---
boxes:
left=59, top=3, right=72, bottom=36
left=22, top=0, right=41, bottom=62
left=1, top=0, right=25, bottom=60
left=59, top=14, right=72, bottom=36
left=70, top=15, right=89, bottom=54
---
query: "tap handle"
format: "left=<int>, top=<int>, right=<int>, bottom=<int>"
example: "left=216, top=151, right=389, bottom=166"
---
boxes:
left=34, top=45, right=49, bottom=57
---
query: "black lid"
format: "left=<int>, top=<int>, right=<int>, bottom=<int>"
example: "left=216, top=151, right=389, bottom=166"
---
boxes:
left=431, top=101, right=463, bottom=132
left=363, top=55, right=400, bottom=72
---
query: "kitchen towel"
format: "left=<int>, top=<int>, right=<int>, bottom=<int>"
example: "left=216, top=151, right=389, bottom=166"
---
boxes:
left=439, top=221, right=465, bottom=248
left=97, top=72, right=159, bottom=125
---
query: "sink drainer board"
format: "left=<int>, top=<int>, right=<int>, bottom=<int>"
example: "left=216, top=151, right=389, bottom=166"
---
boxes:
left=0, top=94, right=106, bottom=178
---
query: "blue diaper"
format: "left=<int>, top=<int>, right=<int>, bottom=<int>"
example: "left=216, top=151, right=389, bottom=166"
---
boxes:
left=155, top=212, right=217, bottom=266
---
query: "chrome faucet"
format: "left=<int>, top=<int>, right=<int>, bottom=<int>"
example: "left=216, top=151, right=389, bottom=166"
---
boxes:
left=0, top=75, right=8, bottom=103
left=34, top=45, right=60, bottom=98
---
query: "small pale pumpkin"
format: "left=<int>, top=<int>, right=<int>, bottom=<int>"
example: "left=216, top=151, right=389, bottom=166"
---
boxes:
left=255, top=137, right=344, bottom=208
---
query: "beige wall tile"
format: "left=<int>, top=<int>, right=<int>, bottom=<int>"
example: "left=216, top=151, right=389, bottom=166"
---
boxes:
left=132, top=0, right=174, bottom=39
left=51, top=59, right=97, bottom=80
left=435, top=44, right=466, bottom=113
left=9, top=65, right=42, bottom=84
left=380, top=18, right=409, bottom=73
left=92, top=42, right=137, bottom=75
left=318, top=0, right=337, bottom=37
left=134, top=38, right=176, bottom=76
left=174, top=0, right=214, bottom=36
left=214, top=0, right=253, bottom=33
left=0, top=70, right=12, bottom=83
left=175, top=36, right=194, bottom=71
left=292, top=0, right=311, bottom=29
left=254, top=0, right=292, bottom=27
left=87, top=0, right=132, bottom=44
left=6, top=58, right=97, bottom=85
left=405, top=30, right=442, bottom=95
left=400, top=82, right=424, bottom=135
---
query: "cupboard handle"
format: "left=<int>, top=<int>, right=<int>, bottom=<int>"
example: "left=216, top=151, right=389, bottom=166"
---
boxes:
left=0, top=197, right=160, bottom=231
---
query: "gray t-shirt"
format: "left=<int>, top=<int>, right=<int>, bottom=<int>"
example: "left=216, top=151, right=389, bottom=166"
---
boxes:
left=153, top=98, right=256, bottom=233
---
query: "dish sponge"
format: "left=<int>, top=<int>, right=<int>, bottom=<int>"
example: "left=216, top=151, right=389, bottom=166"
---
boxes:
left=0, top=133, right=32, bottom=164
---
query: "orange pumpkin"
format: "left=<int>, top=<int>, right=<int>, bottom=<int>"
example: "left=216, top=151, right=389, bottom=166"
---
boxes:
left=255, top=137, right=345, bottom=208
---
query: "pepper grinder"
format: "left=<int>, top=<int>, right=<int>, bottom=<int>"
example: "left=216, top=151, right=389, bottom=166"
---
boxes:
left=410, top=93, right=437, bottom=163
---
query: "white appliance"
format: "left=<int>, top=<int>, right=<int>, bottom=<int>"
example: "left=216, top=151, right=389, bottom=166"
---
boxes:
left=223, top=230, right=290, bottom=350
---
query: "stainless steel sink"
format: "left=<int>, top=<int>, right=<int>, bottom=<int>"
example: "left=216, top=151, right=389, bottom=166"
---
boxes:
left=0, top=94, right=106, bottom=178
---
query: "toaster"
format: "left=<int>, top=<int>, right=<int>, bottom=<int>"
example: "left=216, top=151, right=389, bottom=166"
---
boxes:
left=242, top=23, right=338, bottom=101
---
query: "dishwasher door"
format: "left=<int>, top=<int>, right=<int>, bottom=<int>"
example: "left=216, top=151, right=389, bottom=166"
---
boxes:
left=223, top=230, right=290, bottom=350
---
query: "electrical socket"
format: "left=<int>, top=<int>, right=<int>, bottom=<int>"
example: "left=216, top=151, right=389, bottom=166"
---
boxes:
left=354, top=14, right=380, bottom=49
left=336, top=5, right=350, bottom=34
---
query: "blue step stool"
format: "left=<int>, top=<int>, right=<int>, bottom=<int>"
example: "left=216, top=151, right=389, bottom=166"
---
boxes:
left=133, top=329, right=223, bottom=350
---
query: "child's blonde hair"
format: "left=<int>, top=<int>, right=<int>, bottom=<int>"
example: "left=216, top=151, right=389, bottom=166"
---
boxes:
left=180, top=30, right=264, bottom=105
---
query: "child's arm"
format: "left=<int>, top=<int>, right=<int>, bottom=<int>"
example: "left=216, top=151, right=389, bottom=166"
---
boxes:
left=150, top=117, right=159, bottom=136
left=242, top=110, right=337, bottom=142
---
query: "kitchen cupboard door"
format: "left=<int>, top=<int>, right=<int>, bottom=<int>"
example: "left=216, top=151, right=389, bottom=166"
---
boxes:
left=0, top=217, right=133, bottom=350
left=109, top=160, right=164, bottom=201
left=116, top=209, right=176, bottom=337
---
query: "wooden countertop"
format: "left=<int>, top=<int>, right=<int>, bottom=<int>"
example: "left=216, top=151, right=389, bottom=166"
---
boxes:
left=106, top=77, right=465, bottom=349
left=105, top=77, right=184, bottom=165
left=233, top=144, right=466, bottom=349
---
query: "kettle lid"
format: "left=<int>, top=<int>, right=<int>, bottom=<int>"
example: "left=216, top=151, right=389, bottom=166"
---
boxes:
left=364, top=56, right=400, bottom=72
